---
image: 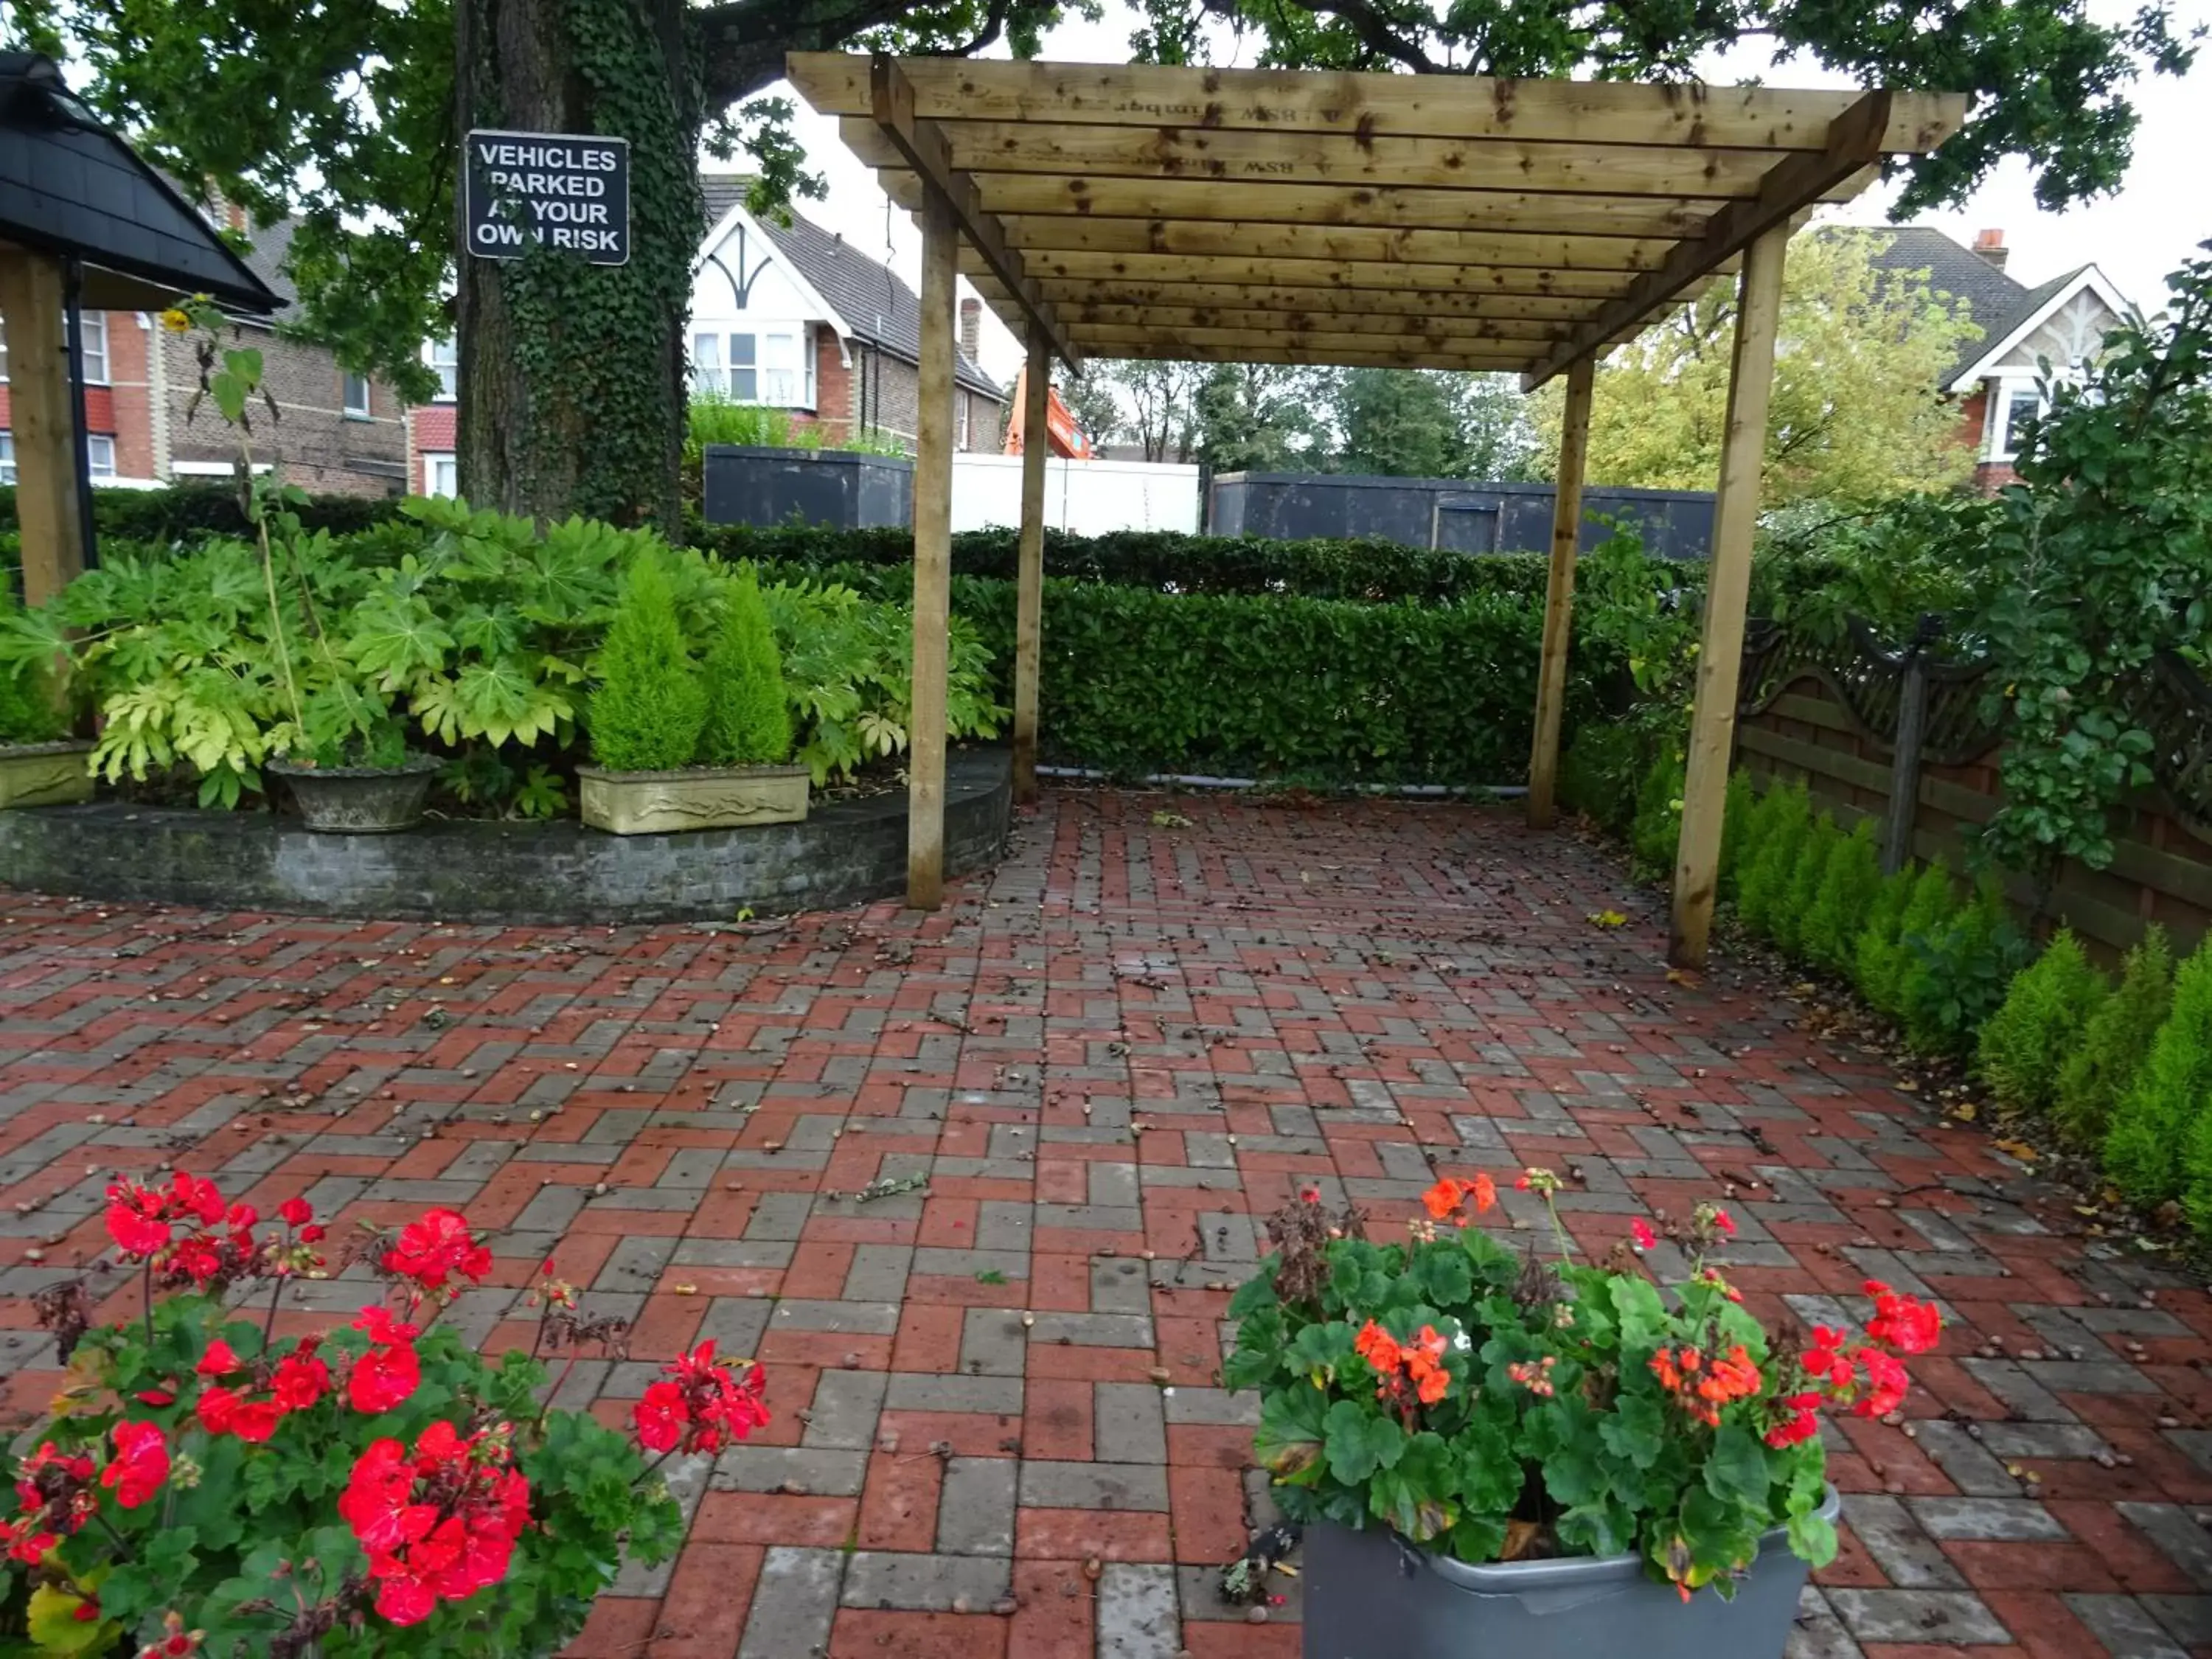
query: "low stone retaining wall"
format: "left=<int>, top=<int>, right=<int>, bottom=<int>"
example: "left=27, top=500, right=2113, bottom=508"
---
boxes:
left=0, top=748, right=1010, bottom=923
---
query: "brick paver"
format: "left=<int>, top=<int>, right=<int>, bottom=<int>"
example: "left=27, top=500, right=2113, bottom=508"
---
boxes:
left=4, top=787, right=2211, bottom=1658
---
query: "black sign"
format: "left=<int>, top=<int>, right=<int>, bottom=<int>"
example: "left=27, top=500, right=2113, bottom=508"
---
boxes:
left=464, top=129, right=630, bottom=265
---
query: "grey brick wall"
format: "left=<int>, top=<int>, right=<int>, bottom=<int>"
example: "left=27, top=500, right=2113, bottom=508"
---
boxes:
left=163, top=326, right=408, bottom=498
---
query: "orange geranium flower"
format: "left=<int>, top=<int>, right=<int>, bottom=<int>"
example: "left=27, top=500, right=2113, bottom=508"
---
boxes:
left=1402, top=1325, right=1450, bottom=1405
left=1419, top=1173, right=1498, bottom=1220
left=1353, top=1319, right=1402, bottom=1376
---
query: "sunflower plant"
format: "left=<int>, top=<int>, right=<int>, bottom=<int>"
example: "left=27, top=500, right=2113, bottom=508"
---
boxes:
left=0, top=1171, right=762, bottom=1657
left=1227, top=1170, right=1939, bottom=1601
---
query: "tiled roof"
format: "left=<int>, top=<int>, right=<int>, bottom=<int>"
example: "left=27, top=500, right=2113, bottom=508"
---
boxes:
left=702, top=175, right=1001, bottom=400
left=1837, top=225, right=2083, bottom=387
left=0, top=52, right=279, bottom=313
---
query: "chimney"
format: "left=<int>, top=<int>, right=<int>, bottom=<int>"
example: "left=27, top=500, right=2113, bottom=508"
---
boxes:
left=959, top=296, right=981, bottom=363
left=1972, top=229, right=2008, bottom=272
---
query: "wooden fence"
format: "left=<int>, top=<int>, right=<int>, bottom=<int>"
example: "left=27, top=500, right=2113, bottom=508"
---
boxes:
left=1733, top=619, right=2212, bottom=958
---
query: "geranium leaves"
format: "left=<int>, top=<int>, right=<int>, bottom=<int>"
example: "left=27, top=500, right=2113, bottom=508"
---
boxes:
left=1703, top=1424, right=1775, bottom=1509
left=1255, top=1388, right=1329, bottom=1485
left=1322, top=1398, right=1405, bottom=1485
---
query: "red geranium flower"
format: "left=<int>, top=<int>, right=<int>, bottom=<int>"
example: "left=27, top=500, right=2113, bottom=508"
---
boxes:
left=273, top=1346, right=332, bottom=1412
left=349, top=1307, right=422, bottom=1416
left=339, top=1422, right=530, bottom=1626
left=196, top=1338, right=242, bottom=1378
left=1853, top=1346, right=1910, bottom=1417
left=1863, top=1281, right=1943, bottom=1356
left=382, top=1209, right=493, bottom=1295
left=100, top=1422, right=169, bottom=1509
left=632, top=1381, right=687, bottom=1453
left=279, top=1197, right=314, bottom=1228
left=631, top=1342, right=771, bottom=1456
left=1630, top=1218, right=1657, bottom=1253
left=1764, top=1391, right=1823, bottom=1449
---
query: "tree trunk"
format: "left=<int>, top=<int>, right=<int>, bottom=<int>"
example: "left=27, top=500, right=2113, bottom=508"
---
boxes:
left=454, top=0, right=698, bottom=532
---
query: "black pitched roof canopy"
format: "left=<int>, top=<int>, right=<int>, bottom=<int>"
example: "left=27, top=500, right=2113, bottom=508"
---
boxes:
left=701, top=175, right=1001, bottom=400
left=0, top=52, right=277, bottom=313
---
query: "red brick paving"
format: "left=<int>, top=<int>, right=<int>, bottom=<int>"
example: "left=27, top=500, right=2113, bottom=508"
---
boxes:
left=4, top=787, right=2211, bottom=1657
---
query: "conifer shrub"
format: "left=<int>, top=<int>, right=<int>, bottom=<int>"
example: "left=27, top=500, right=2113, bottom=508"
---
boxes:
left=1718, top=770, right=1759, bottom=900
left=1557, top=721, right=1648, bottom=835
left=1976, top=929, right=2110, bottom=1116
left=1630, top=752, right=1685, bottom=877
left=1899, top=877, right=2028, bottom=1057
left=589, top=554, right=707, bottom=772
left=1802, top=819, right=1884, bottom=975
left=1856, top=861, right=1956, bottom=1018
left=1736, top=780, right=1812, bottom=943
left=700, top=566, right=793, bottom=767
left=1773, top=812, right=1841, bottom=958
left=2107, top=936, right=2212, bottom=1209
left=2055, top=927, right=2174, bottom=1149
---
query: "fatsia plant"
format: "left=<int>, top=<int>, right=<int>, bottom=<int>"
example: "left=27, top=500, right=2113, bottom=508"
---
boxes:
left=1227, top=1172, right=1941, bottom=1598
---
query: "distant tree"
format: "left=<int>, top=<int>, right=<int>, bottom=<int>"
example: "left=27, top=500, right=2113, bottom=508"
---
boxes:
left=1533, top=229, right=1981, bottom=504
left=1326, top=369, right=1540, bottom=480
left=1059, top=370, right=1127, bottom=455
left=1106, top=361, right=1208, bottom=462
left=1193, top=364, right=1327, bottom=472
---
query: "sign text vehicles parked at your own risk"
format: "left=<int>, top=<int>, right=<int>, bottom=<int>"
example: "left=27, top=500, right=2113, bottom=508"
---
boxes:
left=464, top=130, right=631, bottom=265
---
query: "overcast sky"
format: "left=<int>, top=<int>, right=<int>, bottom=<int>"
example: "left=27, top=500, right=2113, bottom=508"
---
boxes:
left=750, top=0, right=2212, bottom=388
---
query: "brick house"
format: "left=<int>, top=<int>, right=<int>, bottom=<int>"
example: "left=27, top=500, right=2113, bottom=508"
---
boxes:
left=410, top=175, right=1005, bottom=495
left=0, top=212, right=409, bottom=498
left=1858, top=226, right=2130, bottom=492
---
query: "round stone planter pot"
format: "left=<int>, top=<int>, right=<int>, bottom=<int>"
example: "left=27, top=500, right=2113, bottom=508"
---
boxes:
left=1301, top=1487, right=1836, bottom=1659
left=268, top=754, right=442, bottom=834
left=0, top=740, right=94, bottom=811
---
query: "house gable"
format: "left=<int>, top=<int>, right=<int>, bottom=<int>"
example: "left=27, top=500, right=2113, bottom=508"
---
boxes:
left=1947, top=267, right=2132, bottom=389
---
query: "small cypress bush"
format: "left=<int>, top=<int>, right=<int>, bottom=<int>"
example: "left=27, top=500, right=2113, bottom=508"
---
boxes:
left=1802, top=819, right=1884, bottom=975
left=1899, top=877, right=2028, bottom=1057
left=1976, top=929, right=2110, bottom=1116
left=1558, top=722, right=1649, bottom=835
left=589, top=554, right=708, bottom=772
left=1718, top=770, right=1759, bottom=900
left=2055, top=927, right=2174, bottom=1149
left=1737, top=780, right=1812, bottom=942
left=2107, top=937, right=2212, bottom=1210
left=1630, top=752, right=1685, bottom=877
left=1773, top=812, right=1841, bottom=958
left=1856, top=861, right=1957, bottom=1018
left=699, top=566, right=793, bottom=768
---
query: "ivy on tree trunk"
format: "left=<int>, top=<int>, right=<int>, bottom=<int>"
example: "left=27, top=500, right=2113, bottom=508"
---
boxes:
left=455, top=0, right=702, bottom=532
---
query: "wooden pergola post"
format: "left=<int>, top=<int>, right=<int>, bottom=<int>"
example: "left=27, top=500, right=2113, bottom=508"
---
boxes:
left=1669, top=222, right=1790, bottom=967
left=0, top=248, right=86, bottom=607
left=906, top=184, right=959, bottom=910
left=1526, top=355, right=1596, bottom=829
left=1012, top=327, right=1049, bottom=804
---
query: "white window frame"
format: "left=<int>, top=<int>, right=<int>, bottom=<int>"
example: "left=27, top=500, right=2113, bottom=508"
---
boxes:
left=343, top=372, right=373, bottom=419
left=0, top=434, right=13, bottom=484
left=76, top=313, right=108, bottom=385
left=1984, top=375, right=2049, bottom=465
left=425, top=338, right=458, bottom=401
left=689, top=325, right=814, bottom=410
left=424, top=452, right=458, bottom=498
left=86, top=434, right=116, bottom=479
left=956, top=394, right=970, bottom=450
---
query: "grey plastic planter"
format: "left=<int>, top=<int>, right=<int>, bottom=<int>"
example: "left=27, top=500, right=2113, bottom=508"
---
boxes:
left=268, top=754, right=442, bottom=834
left=1303, top=1487, right=1837, bottom=1659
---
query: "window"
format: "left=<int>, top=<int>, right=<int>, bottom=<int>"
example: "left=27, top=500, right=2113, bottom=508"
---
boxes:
left=0, top=313, right=105, bottom=383
left=0, top=434, right=12, bottom=484
left=426, top=338, right=458, bottom=400
left=690, top=327, right=812, bottom=407
left=1999, top=390, right=2038, bottom=459
left=956, top=395, right=970, bottom=450
left=425, top=453, right=458, bottom=498
left=76, top=313, right=107, bottom=385
left=343, top=372, right=373, bottom=418
left=86, top=435, right=115, bottom=479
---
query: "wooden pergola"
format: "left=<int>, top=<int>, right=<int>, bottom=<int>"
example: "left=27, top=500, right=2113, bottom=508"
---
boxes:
left=787, top=52, right=1965, bottom=965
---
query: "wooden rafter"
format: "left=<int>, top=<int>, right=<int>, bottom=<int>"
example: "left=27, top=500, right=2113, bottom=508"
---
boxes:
left=866, top=55, right=1080, bottom=370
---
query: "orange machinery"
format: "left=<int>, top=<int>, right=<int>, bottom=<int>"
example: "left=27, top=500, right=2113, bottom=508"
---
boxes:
left=1001, top=364, right=1093, bottom=459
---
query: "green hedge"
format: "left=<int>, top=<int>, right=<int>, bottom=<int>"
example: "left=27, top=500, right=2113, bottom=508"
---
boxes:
left=700, top=518, right=1572, bottom=604
left=0, top=482, right=404, bottom=544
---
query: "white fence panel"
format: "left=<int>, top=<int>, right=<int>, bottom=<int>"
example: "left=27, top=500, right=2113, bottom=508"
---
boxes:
left=950, top=454, right=1200, bottom=535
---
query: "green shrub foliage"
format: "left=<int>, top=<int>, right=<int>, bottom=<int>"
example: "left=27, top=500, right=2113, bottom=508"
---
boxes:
left=1899, top=878, right=2028, bottom=1057
left=1736, top=781, right=1812, bottom=942
left=2108, top=937, right=2212, bottom=1208
left=1801, top=820, right=1883, bottom=975
left=590, top=554, right=707, bottom=772
left=2055, top=928, right=2175, bottom=1149
left=1630, top=753, right=1685, bottom=876
left=1559, top=722, right=1650, bottom=835
left=700, top=566, right=793, bottom=768
left=1773, top=812, right=1841, bottom=958
left=0, top=584, right=64, bottom=745
left=1856, top=862, right=1958, bottom=1018
left=1977, top=929, right=2110, bottom=1116
left=1719, top=771, right=1759, bottom=900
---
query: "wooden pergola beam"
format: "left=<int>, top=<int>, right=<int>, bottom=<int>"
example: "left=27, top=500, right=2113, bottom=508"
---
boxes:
left=995, top=217, right=1683, bottom=273
left=1073, top=322, right=1535, bottom=364
left=791, top=55, right=1964, bottom=156
left=1026, top=282, right=1634, bottom=321
left=1001, top=250, right=1646, bottom=298
left=1086, top=341, right=1539, bottom=371
left=869, top=55, right=1081, bottom=371
left=1523, top=89, right=1961, bottom=387
left=1068, top=305, right=1567, bottom=341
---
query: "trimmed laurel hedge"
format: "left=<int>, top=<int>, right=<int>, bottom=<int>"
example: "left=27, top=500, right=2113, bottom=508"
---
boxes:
left=0, top=481, right=403, bottom=543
